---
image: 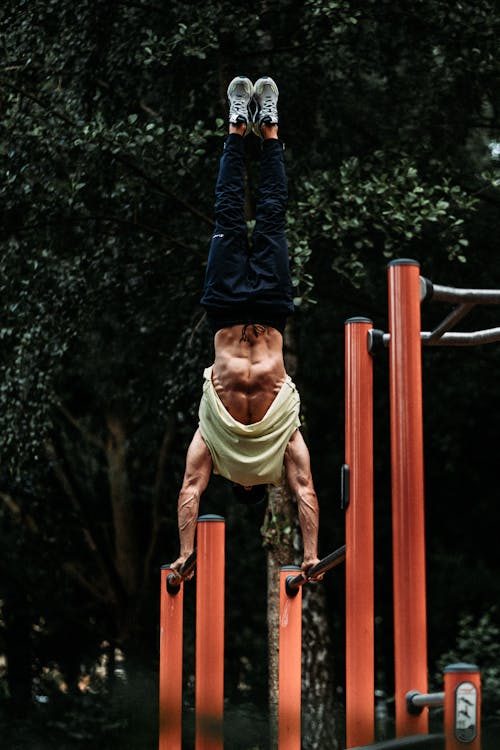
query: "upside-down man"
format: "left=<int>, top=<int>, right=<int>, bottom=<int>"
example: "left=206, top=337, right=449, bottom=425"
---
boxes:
left=169, top=76, right=320, bottom=578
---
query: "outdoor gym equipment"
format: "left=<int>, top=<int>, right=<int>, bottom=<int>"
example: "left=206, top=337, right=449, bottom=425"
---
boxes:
left=340, top=260, right=487, bottom=748
left=159, top=514, right=225, bottom=750
left=159, top=259, right=491, bottom=749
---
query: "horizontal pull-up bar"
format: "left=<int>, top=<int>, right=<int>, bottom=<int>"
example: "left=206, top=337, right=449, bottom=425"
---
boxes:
left=421, top=276, right=500, bottom=305
left=369, top=327, right=500, bottom=350
left=367, top=274, right=500, bottom=353
left=420, top=277, right=500, bottom=345
left=285, top=544, right=346, bottom=596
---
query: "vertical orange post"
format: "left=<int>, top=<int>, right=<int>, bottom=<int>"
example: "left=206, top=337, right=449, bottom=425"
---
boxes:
left=159, top=565, right=184, bottom=750
left=344, top=317, right=375, bottom=748
left=387, top=259, right=428, bottom=736
left=196, top=514, right=225, bottom=750
left=444, top=664, right=481, bottom=750
left=278, top=566, right=303, bottom=750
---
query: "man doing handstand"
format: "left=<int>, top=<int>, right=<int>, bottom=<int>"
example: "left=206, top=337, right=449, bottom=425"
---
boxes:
left=169, top=76, right=320, bottom=577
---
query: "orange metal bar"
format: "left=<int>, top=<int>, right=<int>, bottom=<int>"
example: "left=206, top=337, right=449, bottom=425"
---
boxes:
left=444, top=663, right=481, bottom=750
left=159, top=565, right=184, bottom=750
left=344, top=317, right=375, bottom=748
left=195, top=515, right=225, bottom=750
left=387, top=260, right=428, bottom=736
left=278, top=566, right=303, bottom=750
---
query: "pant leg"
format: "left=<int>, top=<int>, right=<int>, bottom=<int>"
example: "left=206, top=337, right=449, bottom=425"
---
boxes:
left=255, top=137, right=288, bottom=234
left=249, top=138, right=294, bottom=316
left=200, top=134, right=250, bottom=311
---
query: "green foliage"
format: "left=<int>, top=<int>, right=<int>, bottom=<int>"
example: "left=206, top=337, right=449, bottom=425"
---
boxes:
left=2, top=1, right=500, bottom=743
left=433, top=608, right=500, bottom=721
left=294, top=153, right=477, bottom=291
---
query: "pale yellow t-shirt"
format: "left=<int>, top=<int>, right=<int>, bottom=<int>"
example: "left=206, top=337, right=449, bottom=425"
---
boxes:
left=198, top=366, right=301, bottom=486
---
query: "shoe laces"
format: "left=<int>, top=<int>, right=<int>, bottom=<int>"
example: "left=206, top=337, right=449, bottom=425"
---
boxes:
left=229, top=87, right=249, bottom=118
left=258, top=90, right=277, bottom=121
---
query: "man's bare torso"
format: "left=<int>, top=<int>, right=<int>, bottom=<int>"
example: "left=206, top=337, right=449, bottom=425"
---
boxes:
left=211, top=324, right=286, bottom=425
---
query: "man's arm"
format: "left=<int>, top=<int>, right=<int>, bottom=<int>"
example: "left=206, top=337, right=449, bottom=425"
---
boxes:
left=283, top=429, right=321, bottom=575
left=169, top=428, right=213, bottom=578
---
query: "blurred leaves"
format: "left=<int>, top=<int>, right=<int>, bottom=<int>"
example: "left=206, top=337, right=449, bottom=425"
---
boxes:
left=1, top=0, right=500, bottom=737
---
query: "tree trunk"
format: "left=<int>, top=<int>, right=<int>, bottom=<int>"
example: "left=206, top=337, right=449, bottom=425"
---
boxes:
left=105, top=414, right=140, bottom=600
left=263, top=320, right=339, bottom=748
left=4, top=597, right=32, bottom=717
left=264, top=319, right=298, bottom=747
left=262, top=481, right=296, bottom=749
left=301, top=584, right=340, bottom=749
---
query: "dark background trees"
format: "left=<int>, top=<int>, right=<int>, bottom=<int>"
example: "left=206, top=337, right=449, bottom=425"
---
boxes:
left=1, top=1, right=500, bottom=748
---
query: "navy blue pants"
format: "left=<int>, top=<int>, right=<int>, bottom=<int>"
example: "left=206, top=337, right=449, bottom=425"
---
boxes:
left=200, top=134, right=294, bottom=334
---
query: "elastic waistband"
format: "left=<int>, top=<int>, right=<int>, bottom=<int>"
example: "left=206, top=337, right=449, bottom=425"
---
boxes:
left=207, top=311, right=287, bottom=335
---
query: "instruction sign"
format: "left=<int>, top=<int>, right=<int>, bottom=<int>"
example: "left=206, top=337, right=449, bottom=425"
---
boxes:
left=455, top=681, right=478, bottom=742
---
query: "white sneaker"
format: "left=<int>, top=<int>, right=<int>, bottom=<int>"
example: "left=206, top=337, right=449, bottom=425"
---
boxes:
left=253, top=76, right=279, bottom=136
left=227, top=75, right=254, bottom=135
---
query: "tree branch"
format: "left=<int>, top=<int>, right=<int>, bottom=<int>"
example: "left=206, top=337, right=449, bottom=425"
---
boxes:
left=44, top=439, right=100, bottom=553
left=62, top=561, right=113, bottom=603
left=84, top=214, right=205, bottom=255
left=56, top=403, right=105, bottom=450
left=0, top=491, right=39, bottom=534
left=0, top=77, right=214, bottom=228
left=7, top=212, right=205, bottom=255
left=44, top=438, right=128, bottom=606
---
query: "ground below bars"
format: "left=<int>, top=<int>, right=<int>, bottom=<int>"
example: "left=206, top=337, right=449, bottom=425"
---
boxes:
left=349, top=733, right=445, bottom=749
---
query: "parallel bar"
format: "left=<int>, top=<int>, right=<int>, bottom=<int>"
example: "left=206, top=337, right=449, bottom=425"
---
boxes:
left=285, top=544, right=346, bottom=594
left=166, top=549, right=197, bottom=593
left=196, top=515, right=225, bottom=750
left=180, top=549, right=197, bottom=577
left=159, top=565, right=184, bottom=750
left=345, top=316, right=375, bottom=748
left=278, top=566, right=303, bottom=750
left=387, top=260, right=428, bottom=737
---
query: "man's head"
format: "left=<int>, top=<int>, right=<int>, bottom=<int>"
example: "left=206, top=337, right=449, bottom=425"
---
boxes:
left=232, top=483, right=267, bottom=505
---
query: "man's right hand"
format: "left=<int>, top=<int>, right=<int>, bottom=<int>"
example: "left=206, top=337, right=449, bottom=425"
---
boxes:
left=169, top=553, right=195, bottom=581
left=301, top=556, right=323, bottom=581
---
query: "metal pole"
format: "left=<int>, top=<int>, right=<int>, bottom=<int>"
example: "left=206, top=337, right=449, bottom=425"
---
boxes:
left=387, top=260, right=428, bottom=736
left=278, top=565, right=302, bottom=750
left=159, top=565, right=184, bottom=750
left=345, top=317, right=375, bottom=747
left=444, top=663, right=481, bottom=750
left=406, top=690, right=445, bottom=713
left=196, top=515, right=225, bottom=750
